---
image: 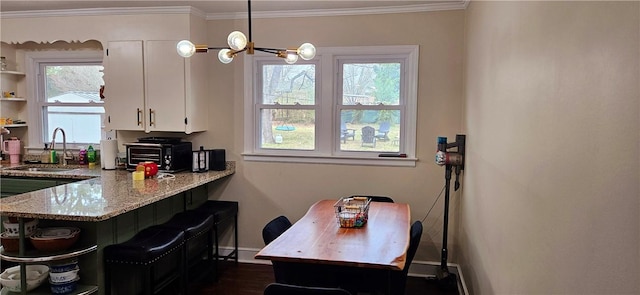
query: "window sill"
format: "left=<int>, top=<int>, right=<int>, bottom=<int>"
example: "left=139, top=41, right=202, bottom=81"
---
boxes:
left=242, top=153, right=417, bottom=167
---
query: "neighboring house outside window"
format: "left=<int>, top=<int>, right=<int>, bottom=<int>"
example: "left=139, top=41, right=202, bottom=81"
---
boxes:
left=25, top=51, right=105, bottom=151
left=244, top=46, right=418, bottom=166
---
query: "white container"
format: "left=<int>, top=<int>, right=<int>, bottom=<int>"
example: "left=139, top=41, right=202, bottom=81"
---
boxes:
left=0, top=265, right=49, bottom=292
left=100, top=139, right=118, bottom=170
left=3, top=219, right=38, bottom=237
left=49, top=267, right=79, bottom=283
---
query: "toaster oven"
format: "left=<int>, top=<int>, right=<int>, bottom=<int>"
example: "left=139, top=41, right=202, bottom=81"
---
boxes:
left=124, top=138, right=192, bottom=172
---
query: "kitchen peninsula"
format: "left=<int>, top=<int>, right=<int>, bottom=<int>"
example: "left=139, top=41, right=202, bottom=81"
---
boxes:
left=0, top=163, right=235, bottom=294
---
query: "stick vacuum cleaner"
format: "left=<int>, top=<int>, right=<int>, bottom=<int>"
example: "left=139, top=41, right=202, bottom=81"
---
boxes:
left=434, top=134, right=465, bottom=291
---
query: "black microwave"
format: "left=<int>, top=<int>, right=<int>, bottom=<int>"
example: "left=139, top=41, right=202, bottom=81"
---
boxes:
left=124, top=141, right=192, bottom=172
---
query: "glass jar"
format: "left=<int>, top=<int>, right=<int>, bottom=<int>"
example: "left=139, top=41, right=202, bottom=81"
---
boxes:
left=0, top=57, right=6, bottom=71
left=41, top=144, right=50, bottom=163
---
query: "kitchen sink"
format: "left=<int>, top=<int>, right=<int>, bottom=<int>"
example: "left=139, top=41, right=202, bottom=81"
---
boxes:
left=5, top=166, right=80, bottom=173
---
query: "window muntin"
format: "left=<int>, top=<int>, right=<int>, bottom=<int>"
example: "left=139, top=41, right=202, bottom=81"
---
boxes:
left=39, top=63, right=104, bottom=144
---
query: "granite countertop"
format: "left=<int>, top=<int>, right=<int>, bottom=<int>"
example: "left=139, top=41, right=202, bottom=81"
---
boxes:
left=0, top=162, right=235, bottom=222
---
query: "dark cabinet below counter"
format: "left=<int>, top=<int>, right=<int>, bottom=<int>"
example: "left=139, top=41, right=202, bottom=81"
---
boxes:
left=0, top=177, right=78, bottom=198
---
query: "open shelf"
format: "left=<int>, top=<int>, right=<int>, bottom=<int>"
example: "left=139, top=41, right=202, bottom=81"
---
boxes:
left=0, top=245, right=97, bottom=263
left=0, top=71, right=25, bottom=76
left=1, top=284, right=97, bottom=295
left=0, top=124, right=27, bottom=128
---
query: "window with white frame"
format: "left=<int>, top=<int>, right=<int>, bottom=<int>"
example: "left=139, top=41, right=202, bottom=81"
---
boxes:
left=26, top=51, right=105, bottom=150
left=244, top=46, right=418, bottom=166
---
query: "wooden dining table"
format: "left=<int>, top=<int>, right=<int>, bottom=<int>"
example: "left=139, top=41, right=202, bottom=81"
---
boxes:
left=255, top=199, right=411, bottom=293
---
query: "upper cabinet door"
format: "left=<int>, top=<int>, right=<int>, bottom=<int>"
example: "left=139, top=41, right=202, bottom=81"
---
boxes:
left=104, top=41, right=145, bottom=131
left=103, top=40, right=206, bottom=133
left=144, top=40, right=186, bottom=132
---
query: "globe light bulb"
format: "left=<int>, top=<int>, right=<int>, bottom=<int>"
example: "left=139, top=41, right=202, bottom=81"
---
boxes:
left=284, top=52, right=299, bottom=64
left=176, top=40, right=196, bottom=57
left=297, top=43, right=316, bottom=60
left=227, top=31, right=248, bottom=51
left=218, top=49, right=234, bottom=64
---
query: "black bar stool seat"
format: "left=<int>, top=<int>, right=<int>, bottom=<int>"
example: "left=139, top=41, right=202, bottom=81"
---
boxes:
left=104, top=225, right=185, bottom=295
left=161, top=210, right=214, bottom=288
left=195, top=200, right=238, bottom=225
left=193, top=200, right=239, bottom=280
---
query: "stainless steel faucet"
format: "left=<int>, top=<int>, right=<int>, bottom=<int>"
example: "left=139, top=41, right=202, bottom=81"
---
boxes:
left=50, top=127, right=74, bottom=166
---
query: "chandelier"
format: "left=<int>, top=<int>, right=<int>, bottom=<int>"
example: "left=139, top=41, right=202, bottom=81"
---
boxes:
left=176, top=0, right=316, bottom=64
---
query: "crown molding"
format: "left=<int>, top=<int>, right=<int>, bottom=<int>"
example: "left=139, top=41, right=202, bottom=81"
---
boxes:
left=1, top=1, right=466, bottom=20
left=0, top=6, right=206, bottom=19
left=207, top=1, right=467, bottom=20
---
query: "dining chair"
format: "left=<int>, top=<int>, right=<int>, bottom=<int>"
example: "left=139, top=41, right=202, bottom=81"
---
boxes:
left=262, top=216, right=292, bottom=245
left=392, top=220, right=423, bottom=295
left=347, top=220, right=422, bottom=295
left=264, top=283, right=353, bottom=295
left=262, top=216, right=294, bottom=284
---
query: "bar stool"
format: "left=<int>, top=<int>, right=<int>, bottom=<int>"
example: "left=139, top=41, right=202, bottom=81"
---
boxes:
left=193, top=200, right=238, bottom=280
left=160, top=210, right=214, bottom=290
left=103, top=225, right=185, bottom=295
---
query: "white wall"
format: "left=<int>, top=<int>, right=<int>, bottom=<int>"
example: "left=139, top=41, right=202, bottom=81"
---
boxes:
left=462, top=1, right=640, bottom=294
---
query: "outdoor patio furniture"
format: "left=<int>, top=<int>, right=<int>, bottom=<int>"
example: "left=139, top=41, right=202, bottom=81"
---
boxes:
left=341, top=122, right=356, bottom=143
left=361, top=126, right=376, bottom=147
left=375, top=122, right=391, bottom=141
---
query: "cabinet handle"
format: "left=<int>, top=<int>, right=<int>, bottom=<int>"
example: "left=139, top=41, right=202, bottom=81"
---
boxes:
left=137, top=108, right=142, bottom=126
left=149, top=109, right=155, bottom=127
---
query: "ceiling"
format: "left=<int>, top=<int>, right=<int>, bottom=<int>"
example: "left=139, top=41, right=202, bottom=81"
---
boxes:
left=0, top=0, right=466, bottom=15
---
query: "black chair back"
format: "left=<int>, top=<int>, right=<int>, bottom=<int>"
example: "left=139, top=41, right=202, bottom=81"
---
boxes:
left=262, top=216, right=295, bottom=284
left=262, top=216, right=292, bottom=245
left=392, top=220, right=423, bottom=294
left=264, top=283, right=352, bottom=295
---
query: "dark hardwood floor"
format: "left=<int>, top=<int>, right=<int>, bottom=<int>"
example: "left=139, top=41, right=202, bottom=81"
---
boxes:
left=189, top=262, right=460, bottom=295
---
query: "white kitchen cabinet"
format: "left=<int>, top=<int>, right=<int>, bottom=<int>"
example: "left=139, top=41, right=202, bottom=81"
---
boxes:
left=103, top=41, right=145, bottom=131
left=104, top=40, right=207, bottom=133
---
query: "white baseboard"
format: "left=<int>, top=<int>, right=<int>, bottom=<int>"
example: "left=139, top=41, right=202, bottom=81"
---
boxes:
left=219, top=247, right=469, bottom=295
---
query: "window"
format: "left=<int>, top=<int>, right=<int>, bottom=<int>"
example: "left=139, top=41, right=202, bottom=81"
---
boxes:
left=244, top=46, right=418, bottom=166
left=26, top=51, right=105, bottom=150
